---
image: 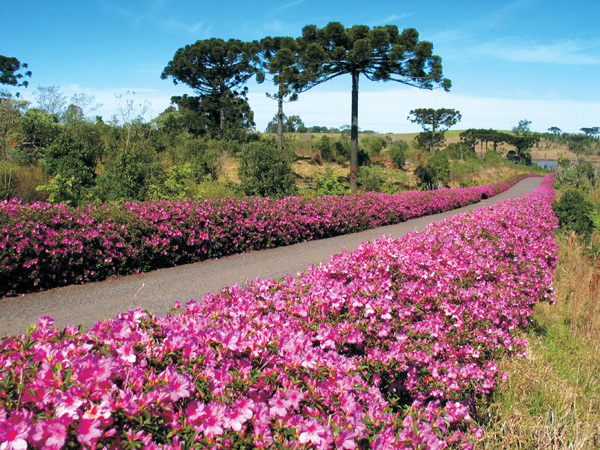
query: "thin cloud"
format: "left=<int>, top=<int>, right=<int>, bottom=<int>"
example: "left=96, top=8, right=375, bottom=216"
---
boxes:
left=371, top=13, right=414, bottom=26
left=162, top=18, right=208, bottom=36
left=474, top=37, right=600, bottom=65
left=478, top=0, right=536, bottom=28
left=275, top=0, right=306, bottom=12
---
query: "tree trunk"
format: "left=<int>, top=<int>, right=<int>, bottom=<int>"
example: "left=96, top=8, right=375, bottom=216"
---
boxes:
left=350, top=71, right=359, bottom=192
left=430, top=121, right=437, bottom=153
left=219, top=107, right=225, bottom=133
left=277, top=94, right=284, bottom=151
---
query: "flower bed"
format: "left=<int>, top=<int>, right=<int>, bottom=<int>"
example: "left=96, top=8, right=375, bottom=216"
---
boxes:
left=0, top=176, right=530, bottom=297
left=0, top=175, right=557, bottom=449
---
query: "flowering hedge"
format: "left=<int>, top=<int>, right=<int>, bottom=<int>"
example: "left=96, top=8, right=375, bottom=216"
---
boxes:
left=0, top=175, right=558, bottom=449
left=0, top=176, right=530, bottom=297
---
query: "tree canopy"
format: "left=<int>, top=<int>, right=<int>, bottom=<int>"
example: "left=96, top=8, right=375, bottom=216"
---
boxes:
left=255, top=36, right=307, bottom=149
left=161, top=39, right=255, bottom=138
left=0, top=55, right=32, bottom=97
left=408, top=108, right=461, bottom=152
left=0, top=55, right=31, bottom=88
left=298, top=22, right=451, bottom=190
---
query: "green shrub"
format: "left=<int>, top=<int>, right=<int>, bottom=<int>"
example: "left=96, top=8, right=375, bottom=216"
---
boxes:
left=315, top=169, right=349, bottom=196
left=317, top=135, right=334, bottom=162
left=361, top=135, right=387, bottom=156
left=184, top=139, right=222, bottom=181
left=147, top=163, right=197, bottom=201
left=553, top=189, right=595, bottom=235
left=358, top=166, right=385, bottom=192
left=35, top=173, right=92, bottom=206
left=415, top=151, right=450, bottom=189
left=387, top=141, right=409, bottom=169
left=238, top=140, right=297, bottom=198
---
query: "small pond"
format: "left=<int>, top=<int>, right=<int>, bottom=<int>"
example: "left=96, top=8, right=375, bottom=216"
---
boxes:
left=532, top=160, right=558, bottom=169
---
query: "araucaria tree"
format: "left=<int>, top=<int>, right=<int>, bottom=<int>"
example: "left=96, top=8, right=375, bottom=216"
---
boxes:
left=255, top=36, right=306, bottom=150
left=408, top=107, right=461, bottom=152
left=0, top=55, right=32, bottom=91
left=161, top=38, right=255, bottom=139
left=299, top=22, right=451, bottom=191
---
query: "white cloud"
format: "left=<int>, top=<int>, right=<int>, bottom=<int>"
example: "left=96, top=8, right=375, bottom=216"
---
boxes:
left=275, top=0, right=306, bottom=12
left=368, top=13, right=414, bottom=26
left=473, top=37, right=600, bottom=65
left=162, top=18, right=208, bottom=36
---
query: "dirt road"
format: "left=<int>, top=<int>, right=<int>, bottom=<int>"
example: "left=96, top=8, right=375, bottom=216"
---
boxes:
left=0, top=177, right=543, bottom=336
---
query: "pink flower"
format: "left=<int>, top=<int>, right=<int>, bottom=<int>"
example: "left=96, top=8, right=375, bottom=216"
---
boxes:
left=335, top=429, right=358, bottom=449
left=0, top=421, right=29, bottom=450
left=223, top=408, right=246, bottom=432
left=54, top=392, right=84, bottom=419
left=77, top=418, right=102, bottom=447
left=268, top=394, right=290, bottom=418
left=116, top=343, right=136, bottom=363
left=233, top=397, right=255, bottom=421
left=31, top=419, right=67, bottom=450
left=284, top=389, right=305, bottom=411
left=167, top=369, right=191, bottom=402
left=200, top=402, right=226, bottom=438
left=299, top=418, right=326, bottom=446
left=221, top=332, right=240, bottom=351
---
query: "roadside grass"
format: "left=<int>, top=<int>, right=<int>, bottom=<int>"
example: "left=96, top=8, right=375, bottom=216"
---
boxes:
left=473, top=232, right=600, bottom=449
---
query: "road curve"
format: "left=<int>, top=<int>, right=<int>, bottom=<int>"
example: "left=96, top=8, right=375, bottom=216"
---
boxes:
left=0, top=177, right=543, bottom=336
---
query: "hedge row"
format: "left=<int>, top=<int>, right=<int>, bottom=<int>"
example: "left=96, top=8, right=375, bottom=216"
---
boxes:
left=0, top=176, right=531, bottom=297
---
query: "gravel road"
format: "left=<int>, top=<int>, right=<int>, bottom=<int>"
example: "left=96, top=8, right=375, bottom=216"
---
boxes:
left=0, top=177, right=543, bottom=336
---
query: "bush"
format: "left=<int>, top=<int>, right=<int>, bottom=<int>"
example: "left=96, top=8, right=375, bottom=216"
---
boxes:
left=358, top=166, right=386, bottom=192
left=361, top=135, right=387, bottom=156
left=184, top=139, right=222, bottom=181
left=41, top=131, right=97, bottom=188
left=315, top=169, right=349, bottom=196
left=416, top=151, right=451, bottom=189
left=238, top=140, right=297, bottom=198
left=552, top=189, right=595, bottom=235
left=0, top=176, right=558, bottom=449
left=317, top=135, right=334, bottom=162
left=387, top=141, right=409, bottom=169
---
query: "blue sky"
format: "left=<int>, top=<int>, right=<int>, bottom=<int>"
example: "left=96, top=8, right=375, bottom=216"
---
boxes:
left=2, top=0, right=599, bottom=133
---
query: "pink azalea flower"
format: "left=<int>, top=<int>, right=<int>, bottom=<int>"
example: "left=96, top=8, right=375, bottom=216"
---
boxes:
left=335, top=429, right=358, bottom=449
left=268, top=394, right=290, bottom=418
left=0, top=422, right=29, bottom=450
left=167, top=369, right=192, bottom=402
left=200, top=402, right=226, bottom=438
left=298, top=418, right=326, bottom=446
left=223, top=408, right=246, bottom=432
left=232, top=397, right=255, bottom=421
left=54, top=392, right=84, bottom=419
left=77, top=418, right=102, bottom=447
left=284, top=389, right=305, bottom=411
left=116, top=343, right=136, bottom=363
left=31, top=419, right=67, bottom=450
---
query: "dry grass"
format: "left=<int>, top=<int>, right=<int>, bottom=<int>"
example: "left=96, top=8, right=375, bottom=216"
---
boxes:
left=474, top=232, right=600, bottom=449
left=219, top=152, right=241, bottom=183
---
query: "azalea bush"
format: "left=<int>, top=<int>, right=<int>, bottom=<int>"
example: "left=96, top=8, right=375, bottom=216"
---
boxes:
left=0, top=175, right=532, bottom=297
left=0, top=175, right=558, bottom=449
